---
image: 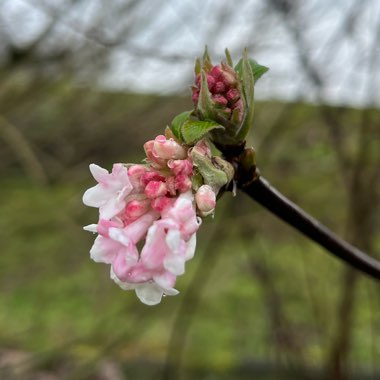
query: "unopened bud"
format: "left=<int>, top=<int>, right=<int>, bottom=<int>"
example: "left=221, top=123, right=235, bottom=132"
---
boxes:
left=125, top=198, right=151, bottom=220
left=168, top=159, right=193, bottom=176
left=153, top=135, right=187, bottom=160
left=144, top=180, right=168, bottom=199
left=144, top=140, right=167, bottom=168
left=195, top=185, right=216, bottom=216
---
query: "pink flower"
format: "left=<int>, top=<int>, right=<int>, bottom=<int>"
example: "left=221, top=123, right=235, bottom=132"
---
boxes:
left=153, top=135, right=187, bottom=160
left=110, top=192, right=199, bottom=305
left=83, top=134, right=218, bottom=306
left=83, top=164, right=133, bottom=219
left=195, top=185, right=216, bottom=216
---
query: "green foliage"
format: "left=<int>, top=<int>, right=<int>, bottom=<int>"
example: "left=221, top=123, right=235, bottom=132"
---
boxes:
left=182, top=119, right=224, bottom=144
left=170, top=110, right=192, bottom=140
left=235, top=58, right=269, bottom=83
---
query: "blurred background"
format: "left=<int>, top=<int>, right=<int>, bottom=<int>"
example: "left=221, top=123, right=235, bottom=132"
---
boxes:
left=0, top=0, right=380, bottom=379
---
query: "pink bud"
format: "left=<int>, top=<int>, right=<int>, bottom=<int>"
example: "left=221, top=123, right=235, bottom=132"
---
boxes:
left=168, top=159, right=193, bottom=176
left=125, top=198, right=151, bottom=220
left=214, top=81, right=226, bottom=93
left=220, top=64, right=238, bottom=86
left=153, top=135, right=187, bottom=160
left=207, top=75, right=216, bottom=91
left=195, top=185, right=216, bottom=215
left=226, top=88, right=240, bottom=103
left=191, top=88, right=199, bottom=104
left=213, top=95, right=228, bottom=106
left=210, top=65, right=222, bottom=79
left=175, top=174, right=192, bottom=193
left=151, top=196, right=174, bottom=212
left=140, top=171, right=165, bottom=187
left=144, top=140, right=167, bottom=168
left=145, top=180, right=168, bottom=199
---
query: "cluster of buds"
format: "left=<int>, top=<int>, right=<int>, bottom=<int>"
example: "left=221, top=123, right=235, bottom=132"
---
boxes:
left=83, top=133, right=230, bottom=305
left=192, top=64, right=244, bottom=123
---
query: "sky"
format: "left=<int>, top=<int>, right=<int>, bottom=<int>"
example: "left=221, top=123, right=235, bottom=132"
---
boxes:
left=3, top=0, right=380, bottom=107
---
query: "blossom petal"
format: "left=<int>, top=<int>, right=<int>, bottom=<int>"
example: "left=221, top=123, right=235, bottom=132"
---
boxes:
left=110, top=267, right=137, bottom=290
left=83, top=224, right=98, bottom=233
left=83, top=184, right=111, bottom=207
left=135, top=283, right=164, bottom=305
left=99, top=196, right=126, bottom=219
left=112, top=245, right=139, bottom=281
left=90, top=235, right=120, bottom=263
left=89, top=164, right=109, bottom=183
left=185, top=234, right=197, bottom=261
left=164, top=229, right=186, bottom=275
left=153, top=271, right=176, bottom=290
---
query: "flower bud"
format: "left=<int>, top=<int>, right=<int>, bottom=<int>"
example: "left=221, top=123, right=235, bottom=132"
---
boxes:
left=168, top=159, right=193, bottom=176
left=195, top=185, right=216, bottom=216
left=153, top=135, right=187, bottom=160
left=175, top=174, right=192, bottom=193
left=191, top=139, right=233, bottom=195
left=144, top=140, right=167, bottom=168
left=125, top=198, right=151, bottom=220
left=144, top=180, right=168, bottom=199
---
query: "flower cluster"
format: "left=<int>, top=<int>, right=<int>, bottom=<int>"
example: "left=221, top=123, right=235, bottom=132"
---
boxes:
left=83, top=135, right=217, bottom=305
left=192, top=63, right=244, bottom=123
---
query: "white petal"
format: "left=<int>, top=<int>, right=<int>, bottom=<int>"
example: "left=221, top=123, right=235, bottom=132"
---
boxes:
left=109, top=227, right=131, bottom=247
left=89, top=164, right=109, bottom=183
left=90, top=235, right=119, bottom=263
left=83, top=224, right=98, bottom=233
left=166, top=229, right=181, bottom=253
left=135, top=283, right=164, bottom=305
left=164, top=255, right=185, bottom=275
left=164, top=287, right=180, bottom=296
left=99, top=197, right=125, bottom=219
left=185, top=234, right=197, bottom=261
left=83, top=184, right=110, bottom=207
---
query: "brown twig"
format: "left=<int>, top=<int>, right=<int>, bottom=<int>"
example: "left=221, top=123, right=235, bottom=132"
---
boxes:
left=239, top=174, right=380, bottom=280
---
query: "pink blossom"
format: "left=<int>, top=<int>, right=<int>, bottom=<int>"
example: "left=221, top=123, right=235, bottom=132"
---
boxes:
left=195, top=185, right=216, bottom=216
left=153, top=135, right=187, bottom=160
left=82, top=164, right=133, bottom=219
left=83, top=134, right=215, bottom=306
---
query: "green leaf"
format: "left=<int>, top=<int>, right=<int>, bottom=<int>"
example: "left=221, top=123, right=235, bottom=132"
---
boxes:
left=197, top=70, right=216, bottom=120
left=194, top=58, right=201, bottom=75
left=241, top=49, right=254, bottom=107
left=202, top=46, right=213, bottom=71
left=225, top=48, right=233, bottom=67
left=235, top=58, right=269, bottom=83
left=235, top=50, right=255, bottom=141
left=170, top=111, right=192, bottom=140
left=181, top=119, right=224, bottom=144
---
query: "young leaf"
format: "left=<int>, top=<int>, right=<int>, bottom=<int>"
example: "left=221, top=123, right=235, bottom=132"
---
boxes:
left=170, top=111, right=192, bottom=140
left=197, top=70, right=216, bottom=120
left=241, top=49, right=254, bottom=107
left=235, top=58, right=269, bottom=83
left=225, top=48, right=233, bottom=67
left=181, top=119, right=224, bottom=144
left=235, top=50, right=255, bottom=141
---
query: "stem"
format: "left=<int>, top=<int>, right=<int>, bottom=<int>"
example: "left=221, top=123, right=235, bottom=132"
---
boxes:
left=239, top=176, right=380, bottom=280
